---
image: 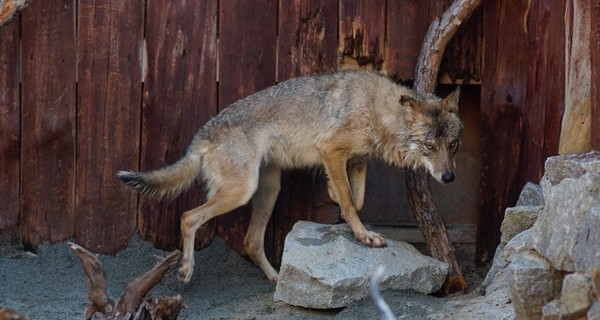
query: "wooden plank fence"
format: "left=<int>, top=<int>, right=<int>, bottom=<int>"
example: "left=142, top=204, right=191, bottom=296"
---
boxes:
left=1, top=0, right=597, bottom=267
left=0, top=20, right=19, bottom=232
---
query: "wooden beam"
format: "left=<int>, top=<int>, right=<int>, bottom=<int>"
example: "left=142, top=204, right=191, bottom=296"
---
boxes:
left=559, top=0, right=592, bottom=154
left=592, top=0, right=600, bottom=150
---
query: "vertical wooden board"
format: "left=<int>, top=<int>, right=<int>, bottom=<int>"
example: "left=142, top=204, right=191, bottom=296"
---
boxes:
left=0, top=20, right=19, bottom=231
left=478, top=0, right=529, bottom=263
left=20, top=0, right=76, bottom=247
left=217, top=0, right=277, bottom=254
left=272, top=0, right=338, bottom=265
left=277, top=0, right=337, bottom=81
left=339, top=0, right=385, bottom=69
left=140, top=0, right=218, bottom=250
left=386, top=0, right=429, bottom=82
left=519, top=0, right=564, bottom=188
left=593, top=0, right=600, bottom=149
left=75, top=0, right=143, bottom=254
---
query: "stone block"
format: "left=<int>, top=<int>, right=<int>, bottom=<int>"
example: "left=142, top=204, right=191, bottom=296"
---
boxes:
left=274, top=221, right=448, bottom=309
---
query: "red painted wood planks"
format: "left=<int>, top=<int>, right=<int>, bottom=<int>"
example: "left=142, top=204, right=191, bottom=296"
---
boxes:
left=140, top=0, right=218, bottom=250
left=0, top=20, right=19, bottom=231
left=478, top=0, right=566, bottom=263
left=386, top=0, right=429, bottom=82
left=339, top=0, right=385, bottom=69
left=20, top=0, right=76, bottom=247
left=75, top=0, right=144, bottom=254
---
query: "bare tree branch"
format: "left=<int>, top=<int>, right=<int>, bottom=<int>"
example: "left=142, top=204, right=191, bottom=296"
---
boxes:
left=407, top=0, right=483, bottom=295
left=414, top=0, right=483, bottom=94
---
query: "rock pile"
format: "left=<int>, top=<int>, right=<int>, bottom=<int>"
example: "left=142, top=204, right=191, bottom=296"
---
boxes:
left=484, top=151, right=600, bottom=320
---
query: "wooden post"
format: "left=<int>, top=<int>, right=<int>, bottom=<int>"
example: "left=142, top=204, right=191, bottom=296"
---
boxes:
left=593, top=0, right=600, bottom=150
left=407, top=0, right=482, bottom=294
left=559, top=0, right=593, bottom=154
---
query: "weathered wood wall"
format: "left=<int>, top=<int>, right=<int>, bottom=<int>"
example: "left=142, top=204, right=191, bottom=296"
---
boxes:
left=20, top=0, right=76, bottom=247
left=0, top=0, right=596, bottom=268
left=0, top=20, right=19, bottom=232
left=478, top=0, right=567, bottom=263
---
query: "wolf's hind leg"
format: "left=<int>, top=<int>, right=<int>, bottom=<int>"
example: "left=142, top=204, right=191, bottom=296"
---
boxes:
left=244, top=164, right=281, bottom=282
left=319, top=149, right=385, bottom=248
left=179, top=178, right=257, bottom=283
left=348, top=160, right=367, bottom=211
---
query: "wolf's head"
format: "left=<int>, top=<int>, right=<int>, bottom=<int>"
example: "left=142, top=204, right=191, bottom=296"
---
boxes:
left=400, top=87, right=463, bottom=184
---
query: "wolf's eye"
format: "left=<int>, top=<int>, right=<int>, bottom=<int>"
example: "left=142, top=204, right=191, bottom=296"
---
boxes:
left=449, top=141, right=458, bottom=149
left=425, top=143, right=435, bottom=150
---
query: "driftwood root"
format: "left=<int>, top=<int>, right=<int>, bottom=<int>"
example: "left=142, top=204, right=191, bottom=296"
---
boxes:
left=67, top=242, right=186, bottom=320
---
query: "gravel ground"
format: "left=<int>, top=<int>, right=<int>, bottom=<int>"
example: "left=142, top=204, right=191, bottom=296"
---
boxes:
left=0, top=230, right=513, bottom=320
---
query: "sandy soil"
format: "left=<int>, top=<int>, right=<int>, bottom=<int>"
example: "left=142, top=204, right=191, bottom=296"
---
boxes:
left=0, top=230, right=513, bottom=320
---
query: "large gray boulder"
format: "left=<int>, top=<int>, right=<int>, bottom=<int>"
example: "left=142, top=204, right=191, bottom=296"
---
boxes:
left=529, top=172, right=600, bottom=272
left=515, top=182, right=544, bottom=207
left=491, top=151, right=600, bottom=319
left=274, top=221, right=448, bottom=309
left=509, top=251, right=562, bottom=320
left=543, top=151, right=600, bottom=186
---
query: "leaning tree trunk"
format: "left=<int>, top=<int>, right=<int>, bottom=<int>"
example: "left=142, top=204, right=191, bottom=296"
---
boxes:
left=0, top=0, right=30, bottom=27
left=406, top=0, right=483, bottom=295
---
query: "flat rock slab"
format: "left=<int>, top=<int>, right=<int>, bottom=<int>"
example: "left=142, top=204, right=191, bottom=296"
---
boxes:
left=274, top=221, right=448, bottom=309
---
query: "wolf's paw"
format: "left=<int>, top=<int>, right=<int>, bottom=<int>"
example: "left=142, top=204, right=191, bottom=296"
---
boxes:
left=356, top=231, right=386, bottom=248
left=177, top=263, right=194, bottom=284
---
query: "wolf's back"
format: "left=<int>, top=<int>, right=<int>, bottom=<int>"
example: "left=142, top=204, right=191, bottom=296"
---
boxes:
left=117, top=151, right=203, bottom=200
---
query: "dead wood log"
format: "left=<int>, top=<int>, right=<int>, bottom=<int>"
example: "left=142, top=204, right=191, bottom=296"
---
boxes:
left=407, top=0, right=482, bottom=295
left=67, top=242, right=186, bottom=320
left=0, top=0, right=30, bottom=27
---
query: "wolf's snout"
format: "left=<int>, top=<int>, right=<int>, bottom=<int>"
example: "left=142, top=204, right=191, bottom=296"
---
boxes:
left=442, top=172, right=455, bottom=183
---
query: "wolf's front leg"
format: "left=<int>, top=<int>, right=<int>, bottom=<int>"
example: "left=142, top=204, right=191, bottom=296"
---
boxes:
left=320, top=149, right=385, bottom=248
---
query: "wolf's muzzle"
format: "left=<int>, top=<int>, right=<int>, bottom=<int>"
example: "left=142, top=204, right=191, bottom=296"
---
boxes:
left=442, top=172, right=455, bottom=183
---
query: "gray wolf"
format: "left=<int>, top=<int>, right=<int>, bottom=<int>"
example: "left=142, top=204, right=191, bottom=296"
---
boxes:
left=117, top=70, right=462, bottom=284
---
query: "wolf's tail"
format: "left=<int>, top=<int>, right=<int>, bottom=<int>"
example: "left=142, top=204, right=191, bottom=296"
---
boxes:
left=117, top=148, right=204, bottom=200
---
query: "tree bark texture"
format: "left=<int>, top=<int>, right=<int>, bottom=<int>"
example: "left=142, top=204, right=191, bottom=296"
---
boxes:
left=559, top=0, right=593, bottom=154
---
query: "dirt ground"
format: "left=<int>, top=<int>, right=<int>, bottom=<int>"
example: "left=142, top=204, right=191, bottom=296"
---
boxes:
left=0, top=229, right=513, bottom=319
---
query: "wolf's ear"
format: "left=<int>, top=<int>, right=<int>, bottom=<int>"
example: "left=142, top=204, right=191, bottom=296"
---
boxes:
left=442, top=86, right=460, bottom=113
left=399, top=95, right=422, bottom=112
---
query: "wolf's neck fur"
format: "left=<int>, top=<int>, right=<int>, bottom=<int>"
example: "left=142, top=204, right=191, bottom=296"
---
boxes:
left=370, top=85, right=422, bottom=170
